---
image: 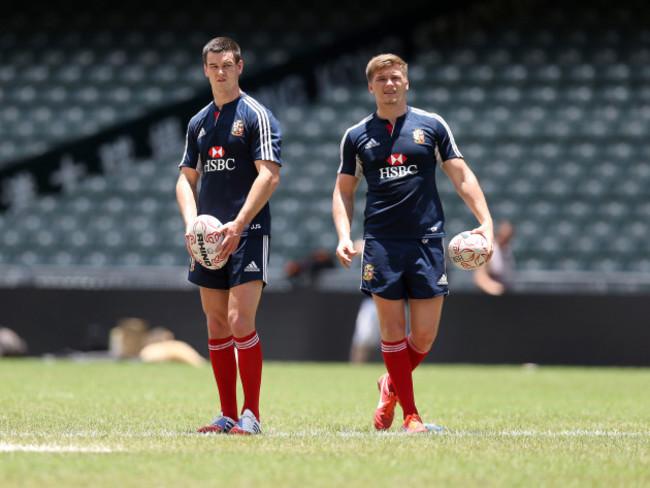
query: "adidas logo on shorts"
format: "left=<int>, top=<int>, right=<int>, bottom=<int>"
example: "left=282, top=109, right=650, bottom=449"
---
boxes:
left=244, top=261, right=261, bottom=272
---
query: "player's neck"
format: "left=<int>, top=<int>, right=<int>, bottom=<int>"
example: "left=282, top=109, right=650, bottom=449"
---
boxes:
left=212, top=88, right=243, bottom=109
left=376, top=103, right=407, bottom=126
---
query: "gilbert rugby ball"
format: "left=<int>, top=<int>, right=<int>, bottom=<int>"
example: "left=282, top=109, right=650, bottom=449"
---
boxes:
left=448, top=231, right=489, bottom=270
left=188, top=214, right=227, bottom=270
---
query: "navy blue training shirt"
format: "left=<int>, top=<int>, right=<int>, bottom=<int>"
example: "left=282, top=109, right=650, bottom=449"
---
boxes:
left=338, top=106, right=462, bottom=239
left=180, top=93, right=282, bottom=236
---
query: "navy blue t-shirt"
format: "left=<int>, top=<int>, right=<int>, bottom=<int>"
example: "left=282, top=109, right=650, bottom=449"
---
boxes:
left=180, top=93, right=282, bottom=236
left=338, top=106, right=462, bottom=239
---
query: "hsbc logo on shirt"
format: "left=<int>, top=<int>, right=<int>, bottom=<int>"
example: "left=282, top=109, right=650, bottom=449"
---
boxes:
left=387, top=154, right=407, bottom=166
left=209, top=146, right=225, bottom=158
left=380, top=153, right=418, bottom=179
left=205, top=146, right=235, bottom=172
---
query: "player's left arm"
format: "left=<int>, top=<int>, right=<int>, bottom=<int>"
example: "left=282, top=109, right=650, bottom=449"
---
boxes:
left=218, top=159, right=280, bottom=257
left=442, top=157, right=494, bottom=255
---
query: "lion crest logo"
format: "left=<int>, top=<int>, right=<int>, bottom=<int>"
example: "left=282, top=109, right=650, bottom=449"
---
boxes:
left=413, top=129, right=425, bottom=144
left=363, top=264, right=374, bottom=281
left=231, top=120, right=245, bottom=136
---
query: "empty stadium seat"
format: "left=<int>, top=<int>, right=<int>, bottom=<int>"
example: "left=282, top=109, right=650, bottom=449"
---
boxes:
left=0, top=0, right=648, bottom=286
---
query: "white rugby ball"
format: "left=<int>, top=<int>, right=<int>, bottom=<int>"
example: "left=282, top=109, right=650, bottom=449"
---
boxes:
left=448, top=231, right=489, bottom=270
left=188, top=214, right=227, bottom=270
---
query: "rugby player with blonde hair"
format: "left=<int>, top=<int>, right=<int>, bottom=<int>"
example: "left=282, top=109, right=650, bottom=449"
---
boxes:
left=333, top=53, right=494, bottom=433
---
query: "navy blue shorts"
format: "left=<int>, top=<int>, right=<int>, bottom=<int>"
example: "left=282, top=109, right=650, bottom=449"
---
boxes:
left=360, top=238, right=449, bottom=300
left=188, top=235, right=269, bottom=290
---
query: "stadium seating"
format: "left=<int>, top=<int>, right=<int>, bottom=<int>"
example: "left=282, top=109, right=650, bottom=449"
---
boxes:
left=0, top=0, right=422, bottom=166
left=271, top=1, right=650, bottom=278
left=0, top=0, right=648, bottom=289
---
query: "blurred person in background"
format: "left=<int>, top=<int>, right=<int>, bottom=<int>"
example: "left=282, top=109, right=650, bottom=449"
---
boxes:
left=347, top=239, right=381, bottom=364
left=349, top=295, right=381, bottom=364
left=284, top=248, right=335, bottom=289
left=0, top=327, right=28, bottom=357
left=474, top=221, right=516, bottom=295
left=176, top=37, right=281, bottom=435
left=333, top=53, right=494, bottom=434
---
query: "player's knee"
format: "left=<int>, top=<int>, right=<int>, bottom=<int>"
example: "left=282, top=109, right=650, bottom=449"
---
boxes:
left=410, top=330, right=436, bottom=352
left=379, top=320, right=407, bottom=342
left=228, top=312, right=255, bottom=337
left=206, top=314, right=230, bottom=338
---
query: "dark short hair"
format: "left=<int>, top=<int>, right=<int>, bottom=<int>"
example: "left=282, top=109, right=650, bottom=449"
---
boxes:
left=202, top=37, right=242, bottom=64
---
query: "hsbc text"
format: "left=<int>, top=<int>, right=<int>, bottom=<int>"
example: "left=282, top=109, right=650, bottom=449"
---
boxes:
left=379, top=165, right=418, bottom=179
left=205, top=159, right=236, bottom=172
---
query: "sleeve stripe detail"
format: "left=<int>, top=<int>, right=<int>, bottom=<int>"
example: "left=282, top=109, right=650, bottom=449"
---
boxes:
left=411, top=107, right=463, bottom=158
left=243, top=96, right=273, bottom=162
left=179, top=119, right=191, bottom=167
left=337, top=127, right=353, bottom=174
left=338, top=114, right=373, bottom=175
left=180, top=102, right=213, bottom=169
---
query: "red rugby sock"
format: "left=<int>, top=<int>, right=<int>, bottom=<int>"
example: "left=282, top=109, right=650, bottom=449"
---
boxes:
left=406, top=333, right=429, bottom=370
left=381, top=339, right=418, bottom=418
left=234, top=331, right=263, bottom=421
left=387, top=334, right=429, bottom=395
left=208, top=336, right=238, bottom=420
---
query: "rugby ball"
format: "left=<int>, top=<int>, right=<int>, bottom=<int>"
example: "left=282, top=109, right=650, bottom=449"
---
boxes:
left=448, top=231, right=489, bottom=270
left=188, top=214, right=227, bottom=270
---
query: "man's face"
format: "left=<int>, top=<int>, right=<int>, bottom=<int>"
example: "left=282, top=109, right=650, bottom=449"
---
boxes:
left=204, top=50, right=243, bottom=95
left=368, top=65, right=409, bottom=107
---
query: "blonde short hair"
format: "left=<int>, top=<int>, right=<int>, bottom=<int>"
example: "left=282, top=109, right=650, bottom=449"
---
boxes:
left=365, top=54, right=408, bottom=82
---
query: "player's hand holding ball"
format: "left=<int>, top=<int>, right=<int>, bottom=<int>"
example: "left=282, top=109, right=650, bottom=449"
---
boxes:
left=187, top=214, right=228, bottom=270
left=448, top=230, right=490, bottom=270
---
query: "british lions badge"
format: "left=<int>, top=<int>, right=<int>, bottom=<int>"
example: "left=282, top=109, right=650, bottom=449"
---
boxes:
left=413, top=129, right=425, bottom=144
left=363, top=264, right=374, bottom=281
left=231, top=119, right=244, bottom=136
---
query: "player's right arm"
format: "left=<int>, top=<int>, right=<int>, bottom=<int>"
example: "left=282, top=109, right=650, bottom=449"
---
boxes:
left=176, top=166, right=200, bottom=255
left=176, top=114, right=204, bottom=249
left=332, top=173, right=360, bottom=268
left=334, top=129, right=363, bottom=268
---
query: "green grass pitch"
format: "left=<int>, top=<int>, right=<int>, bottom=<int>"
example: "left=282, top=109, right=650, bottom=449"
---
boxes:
left=1, top=359, right=648, bottom=487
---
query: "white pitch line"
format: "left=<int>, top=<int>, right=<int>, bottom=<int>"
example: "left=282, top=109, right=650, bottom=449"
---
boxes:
left=264, top=429, right=650, bottom=438
left=0, top=442, right=125, bottom=453
left=484, top=430, right=649, bottom=438
left=2, top=429, right=647, bottom=447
